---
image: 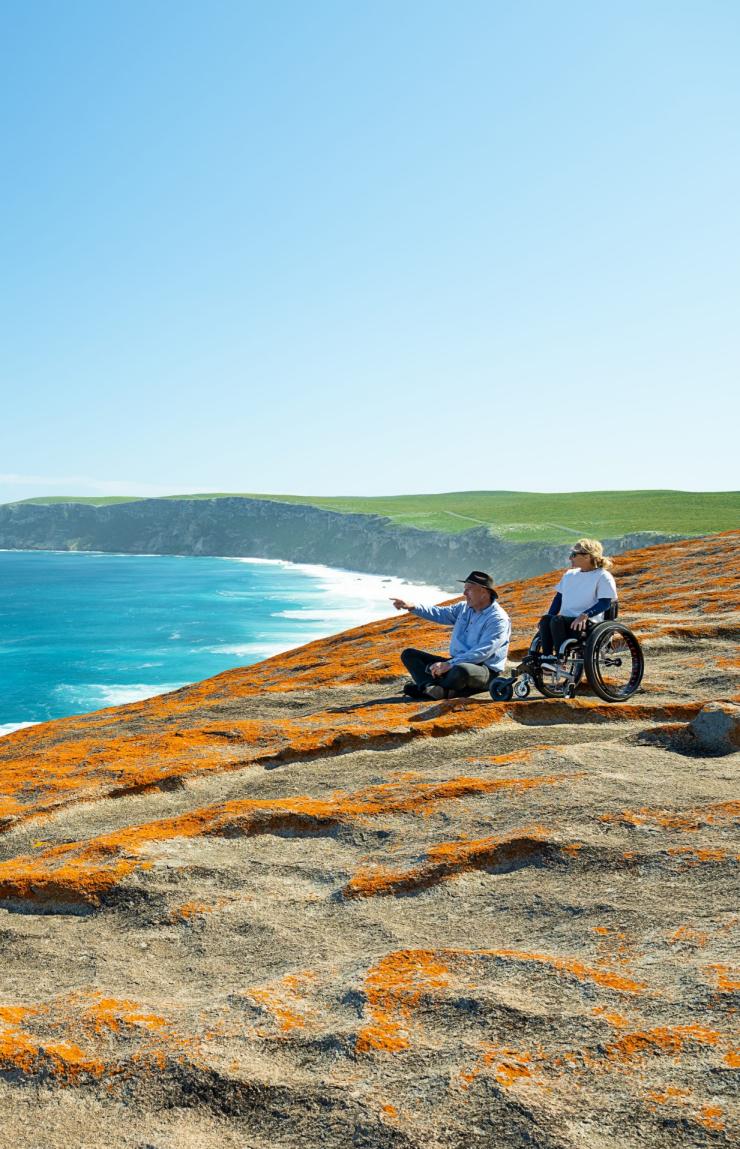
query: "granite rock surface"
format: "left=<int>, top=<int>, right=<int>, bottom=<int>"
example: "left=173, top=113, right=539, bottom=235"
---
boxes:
left=0, top=532, right=738, bottom=1148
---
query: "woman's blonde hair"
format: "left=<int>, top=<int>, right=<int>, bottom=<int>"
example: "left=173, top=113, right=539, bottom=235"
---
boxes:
left=574, top=538, right=613, bottom=571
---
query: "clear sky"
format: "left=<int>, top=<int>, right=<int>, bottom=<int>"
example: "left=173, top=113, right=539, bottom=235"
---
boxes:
left=1, top=0, right=738, bottom=502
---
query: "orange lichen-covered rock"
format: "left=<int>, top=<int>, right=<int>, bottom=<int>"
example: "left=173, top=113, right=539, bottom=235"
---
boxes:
left=356, top=950, right=450, bottom=1053
left=0, top=531, right=738, bottom=1147
left=695, top=1105, right=726, bottom=1131
left=0, top=772, right=573, bottom=906
left=603, top=1025, right=720, bottom=1063
left=356, top=947, right=649, bottom=1058
left=599, top=801, right=740, bottom=832
left=0, top=993, right=189, bottom=1086
left=704, top=964, right=740, bottom=992
left=344, top=815, right=578, bottom=899
left=245, top=971, right=319, bottom=1033
left=459, top=1044, right=536, bottom=1090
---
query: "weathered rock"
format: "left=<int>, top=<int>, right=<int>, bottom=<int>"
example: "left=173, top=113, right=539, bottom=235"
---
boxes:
left=690, top=702, right=740, bottom=754
left=0, top=531, right=738, bottom=1148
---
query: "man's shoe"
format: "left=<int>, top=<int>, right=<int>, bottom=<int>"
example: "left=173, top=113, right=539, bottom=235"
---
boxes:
left=424, top=684, right=447, bottom=701
left=402, top=682, right=426, bottom=700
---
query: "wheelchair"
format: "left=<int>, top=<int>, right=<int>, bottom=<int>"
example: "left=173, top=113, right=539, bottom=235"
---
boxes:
left=490, top=604, right=644, bottom=704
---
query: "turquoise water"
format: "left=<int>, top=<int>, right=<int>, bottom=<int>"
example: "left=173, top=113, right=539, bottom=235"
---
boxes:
left=0, top=551, right=443, bottom=733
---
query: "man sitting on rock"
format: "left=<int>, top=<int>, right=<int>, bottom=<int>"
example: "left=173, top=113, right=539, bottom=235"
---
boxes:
left=391, top=571, right=511, bottom=700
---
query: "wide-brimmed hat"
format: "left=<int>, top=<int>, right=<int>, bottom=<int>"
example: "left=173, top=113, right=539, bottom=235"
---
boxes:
left=458, top=570, right=498, bottom=596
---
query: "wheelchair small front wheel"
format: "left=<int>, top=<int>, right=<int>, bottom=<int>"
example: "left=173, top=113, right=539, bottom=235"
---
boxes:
left=513, top=678, right=531, bottom=700
left=584, top=622, right=644, bottom=702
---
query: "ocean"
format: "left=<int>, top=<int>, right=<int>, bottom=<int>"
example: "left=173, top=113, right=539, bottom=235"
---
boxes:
left=0, top=550, right=446, bottom=735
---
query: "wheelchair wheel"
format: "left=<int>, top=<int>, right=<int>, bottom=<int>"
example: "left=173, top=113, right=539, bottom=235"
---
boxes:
left=530, top=637, right=584, bottom=699
left=584, top=622, right=644, bottom=702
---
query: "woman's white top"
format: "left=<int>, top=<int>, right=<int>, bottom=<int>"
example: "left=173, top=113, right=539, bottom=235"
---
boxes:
left=555, top=568, right=618, bottom=620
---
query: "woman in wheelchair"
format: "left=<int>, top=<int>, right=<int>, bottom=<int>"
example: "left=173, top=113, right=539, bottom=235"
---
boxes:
left=491, top=538, right=643, bottom=702
left=539, top=538, right=617, bottom=665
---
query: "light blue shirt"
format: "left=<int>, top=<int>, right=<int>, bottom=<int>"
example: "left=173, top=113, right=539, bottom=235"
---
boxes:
left=411, top=600, right=511, bottom=672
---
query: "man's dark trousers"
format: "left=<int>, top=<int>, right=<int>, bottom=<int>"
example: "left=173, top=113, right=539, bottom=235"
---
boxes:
left=401, top=647, right=494, bottom=697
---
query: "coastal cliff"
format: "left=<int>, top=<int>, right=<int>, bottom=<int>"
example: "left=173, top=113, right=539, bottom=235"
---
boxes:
left=0, top=532, right=738, bottom=1148
left=0, top=497, right=675, bottom=588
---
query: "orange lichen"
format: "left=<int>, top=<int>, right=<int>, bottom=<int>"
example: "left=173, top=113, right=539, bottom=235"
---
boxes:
left=599, top=801, right=740, bottom=832
left=356, top=951, right=450, bottom=1053
left=488, top=949, right=647, bottom=994
left=724, top=1050, right=740, bottom=1067
left=705, top=964, right=740, bottom=992
left=466, top=748, right=539, bottom=765
left=79, top=997, right=169, bottom=1038
left=592, top=1007, right=630, bottom=1028
left=645, top=1086, right=692, bottom=1104
left=0, top=689, right=709, bottom=835
left=489, top=1048, right=533, bottom=1087
left=459, top=1011, right=733, bottom=1102
left=604, top=1024, right=719, bottom=1063
left=0, top=1028, right=100, bottom=1082
left=667, top=846, right=731, bottom=865
left=696, top=1105, right=725, bottom=1132
left=669, top=926, right=709, bottom=947
left=168, top=896, right=232, bottom=922
left=461, top=1044, right=535, bottom=1089
left=356, top=946, right=648, bottom=1058
left=0, top=992, right=186, bottom=1085
left=591, top=929, right=636, bottom=973
left=247, top=972, right=318, bottom=1033
left=170, top=900, right=214, bottom=922
left=0, top=773, right=575, bottom=907
left=344, top=823, right=570, bottom=900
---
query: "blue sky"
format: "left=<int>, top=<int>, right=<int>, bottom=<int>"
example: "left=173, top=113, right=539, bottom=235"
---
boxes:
left=1, top=0, right=738, bottom=501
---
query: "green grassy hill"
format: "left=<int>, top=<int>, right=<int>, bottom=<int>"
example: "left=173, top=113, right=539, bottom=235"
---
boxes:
left=14, top=490, right=739, bottom=543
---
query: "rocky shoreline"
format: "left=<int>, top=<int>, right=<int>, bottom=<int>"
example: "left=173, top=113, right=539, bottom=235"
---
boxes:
left=0, top=496, right=679, bottom=589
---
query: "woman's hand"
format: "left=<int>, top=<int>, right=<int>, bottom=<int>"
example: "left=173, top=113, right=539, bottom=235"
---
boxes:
left=429, top=661, right=452, bottom=677
left=391, top=598, right=416, bottom=611
left=570, top=613, right=589, bottom=632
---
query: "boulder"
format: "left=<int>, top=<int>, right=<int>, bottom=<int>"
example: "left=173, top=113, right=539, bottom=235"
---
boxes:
left=689, top=701, right=740, bottom=753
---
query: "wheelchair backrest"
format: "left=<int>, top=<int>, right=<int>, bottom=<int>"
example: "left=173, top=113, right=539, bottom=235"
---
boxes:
left=604, top=601, right=619, bottom=621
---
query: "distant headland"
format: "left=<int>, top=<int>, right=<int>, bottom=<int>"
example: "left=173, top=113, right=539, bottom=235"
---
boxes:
left=1, top=490, right=738, bottom=589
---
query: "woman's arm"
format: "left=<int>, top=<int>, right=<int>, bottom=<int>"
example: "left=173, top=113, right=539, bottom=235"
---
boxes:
left=585, top=596, right=613, bottom=618
left=571, top=596, right=617, bottom=632
left=547, top=593, right=562, bottom=617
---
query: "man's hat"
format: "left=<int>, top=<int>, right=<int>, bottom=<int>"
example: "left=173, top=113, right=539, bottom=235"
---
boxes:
left=458, top=570, right=498, bottom=596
